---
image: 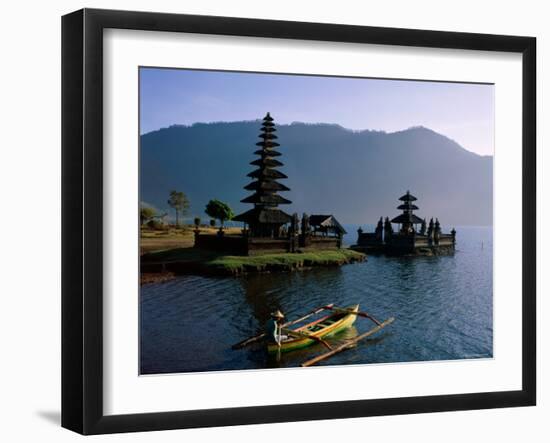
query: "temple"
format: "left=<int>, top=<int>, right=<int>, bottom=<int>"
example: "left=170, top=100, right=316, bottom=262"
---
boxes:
left=195, top=113, right=346, bottom=255
left=352, top=191, right=456, bottom=255
left=233, top=113, right=293, bottom=237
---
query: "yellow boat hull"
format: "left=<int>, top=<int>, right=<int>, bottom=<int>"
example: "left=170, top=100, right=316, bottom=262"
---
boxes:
left=267, top=305, right=359, bottom=354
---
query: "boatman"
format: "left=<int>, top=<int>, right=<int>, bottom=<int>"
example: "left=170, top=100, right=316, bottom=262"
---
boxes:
left=267, top=310, right=286, bottom=347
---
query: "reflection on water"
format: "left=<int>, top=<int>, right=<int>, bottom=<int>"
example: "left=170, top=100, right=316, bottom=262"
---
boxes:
left=140, top=226, right=493, bottom=374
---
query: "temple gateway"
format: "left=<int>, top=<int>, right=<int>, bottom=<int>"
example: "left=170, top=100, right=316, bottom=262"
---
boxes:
left=352, top=191, right=456, bottom=255
left=195, top=113, right=346, bottom=256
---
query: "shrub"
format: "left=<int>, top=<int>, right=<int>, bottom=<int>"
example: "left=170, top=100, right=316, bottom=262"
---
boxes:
left=146, top=219, right=164, bottom=230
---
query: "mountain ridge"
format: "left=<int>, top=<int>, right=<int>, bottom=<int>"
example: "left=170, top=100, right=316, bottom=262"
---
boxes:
left=144, top=121, right=491, bottom=157
left=140, top=121, right=493, bottom=226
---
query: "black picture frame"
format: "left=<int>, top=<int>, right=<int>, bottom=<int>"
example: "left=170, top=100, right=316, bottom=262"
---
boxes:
left=62, top=8, right=536, bottom=435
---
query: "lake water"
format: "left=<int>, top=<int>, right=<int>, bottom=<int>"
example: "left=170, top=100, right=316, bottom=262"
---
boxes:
left=140, top=226, right=493, bottom=374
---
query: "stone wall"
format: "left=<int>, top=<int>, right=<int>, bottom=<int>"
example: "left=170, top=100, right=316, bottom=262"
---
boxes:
left=301, top=237, right=340, bottom=251
left=357, top=232, right=383, bottom=247
left=195, top=231, right=342, bottom=256
left=194, top=233, right=248, bottom=255
left=247, top=238, right=291, bottom=256
left=353, top=231, right=455, bottom=255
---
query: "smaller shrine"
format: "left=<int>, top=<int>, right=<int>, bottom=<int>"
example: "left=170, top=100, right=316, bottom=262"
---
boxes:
left=352, top=191, right=456, bottom=255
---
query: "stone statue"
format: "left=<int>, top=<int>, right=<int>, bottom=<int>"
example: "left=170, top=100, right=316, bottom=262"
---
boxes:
left=375, top=217, right=384, bottom=242
left=427, top=217, right=434, bottom=237
left=434, top=218, right=441, bottom=244
left=384, top=217, right=393, bottom=242
left=420, top=218, right=427, bottom=235
left=301, top=213, right=310, bottom=235
left=291, top=213, right=299, bottom=236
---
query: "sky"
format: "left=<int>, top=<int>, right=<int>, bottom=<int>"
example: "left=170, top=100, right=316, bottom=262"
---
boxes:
left=140, top=67, right=495, bottom=156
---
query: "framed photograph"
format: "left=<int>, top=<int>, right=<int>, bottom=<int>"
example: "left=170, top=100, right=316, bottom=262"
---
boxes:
left=62, top=8, right=536, bottom=434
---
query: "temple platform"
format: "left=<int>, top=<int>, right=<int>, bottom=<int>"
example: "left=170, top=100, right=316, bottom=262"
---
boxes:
left=352, top=191, right=456, bottom=256
left=194, top=230, right=342, bottom=256
left=351, top=233, right=455, bottom=256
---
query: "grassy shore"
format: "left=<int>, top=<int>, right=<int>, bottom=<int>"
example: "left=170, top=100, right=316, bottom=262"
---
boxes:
left=141, top=247, right=366, bottom=280
left=207, top=249, right=364, bottom=272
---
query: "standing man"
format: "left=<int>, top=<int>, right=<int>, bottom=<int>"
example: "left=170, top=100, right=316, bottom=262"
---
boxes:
left=267, top=310, right=285, bottom=347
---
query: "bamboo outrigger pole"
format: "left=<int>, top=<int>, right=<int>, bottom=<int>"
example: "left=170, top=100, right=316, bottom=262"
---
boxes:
left=325, top=306, right=382, bottom=325
left=301, top=317, right=395, bottom=367
left=231, top=303, right=335, bottom=349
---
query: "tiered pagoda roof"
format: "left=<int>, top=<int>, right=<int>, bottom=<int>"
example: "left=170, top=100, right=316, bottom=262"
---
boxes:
left=233, top=113, right=292, bottom=226
left=233, top=206, right=292, bottom=224
left=391, top=190, right=424, bottom=224
left=399, top=191, right=417, bottom=202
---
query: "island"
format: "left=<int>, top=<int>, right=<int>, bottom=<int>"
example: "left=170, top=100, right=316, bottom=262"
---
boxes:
left=141, top=113, right=365, bottom=284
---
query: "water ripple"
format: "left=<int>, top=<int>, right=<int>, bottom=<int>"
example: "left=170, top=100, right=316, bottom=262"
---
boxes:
left=141, top=226, right=493, bottom=374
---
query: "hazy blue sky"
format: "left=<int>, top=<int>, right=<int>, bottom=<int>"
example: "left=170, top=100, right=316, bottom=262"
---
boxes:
left=140, top=67, right=494, bottom=156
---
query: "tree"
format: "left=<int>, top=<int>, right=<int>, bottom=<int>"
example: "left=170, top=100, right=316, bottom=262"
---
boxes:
left=205, top=199, right=234, bottom=231
left=146, top=219, right=162, bottom=230
left=209, top=219, right=216, bottom=228
left=167, top=190, right=190, bottom=227
left=140, top=206, right=156, bottom=226
left=194, top=217, right=201, bottom=227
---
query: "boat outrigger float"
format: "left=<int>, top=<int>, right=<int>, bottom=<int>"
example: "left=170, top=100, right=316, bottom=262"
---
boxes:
left=231, top=304, right=395, bottom=367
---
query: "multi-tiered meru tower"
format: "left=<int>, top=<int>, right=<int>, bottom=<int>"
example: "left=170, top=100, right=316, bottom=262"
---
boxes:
left=233, top=113, right=293, bottom=238
left=390, top=191, right=424, bottom=234
left=195, top=112, right=346, bottom=255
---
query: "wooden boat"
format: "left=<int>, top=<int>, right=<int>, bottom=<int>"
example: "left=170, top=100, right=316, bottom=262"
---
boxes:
left=267, top=304, right=359, bottom=354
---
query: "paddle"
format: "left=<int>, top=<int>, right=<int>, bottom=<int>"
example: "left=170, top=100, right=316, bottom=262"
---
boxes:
left=326, top=306, right=382, bottom=325
left=231, top=303, right=334, bottom=349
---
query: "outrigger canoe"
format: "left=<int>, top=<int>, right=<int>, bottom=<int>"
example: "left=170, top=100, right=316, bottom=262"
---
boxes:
left=267, top=304, right=359, bottom=354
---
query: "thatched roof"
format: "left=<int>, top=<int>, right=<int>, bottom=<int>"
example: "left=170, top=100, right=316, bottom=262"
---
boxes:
left=250, top=158, right=283, bottom=167
left=247, top=168, right=288, bottom=179
left=397, top=203, right=419, bottom=210
left=256, top=141, right=280, bottom=147
left=244, top=180, right=290, bottom=192
left=233, top=207, right=292, bottom=224
left=398, top=191, right=417, bottom=202
left=391, top=213, right=424, bottom=224
left=253, top=149, right=281, bottom=156
left=241, top=194, right=292, bottom=205
left=309, top=215, right=347, bottom=234
left=260, top=126, right=276, bottom=133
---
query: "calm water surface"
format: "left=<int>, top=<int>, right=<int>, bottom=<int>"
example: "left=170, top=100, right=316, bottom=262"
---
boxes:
left=140, top=226, right=492, bottom=374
